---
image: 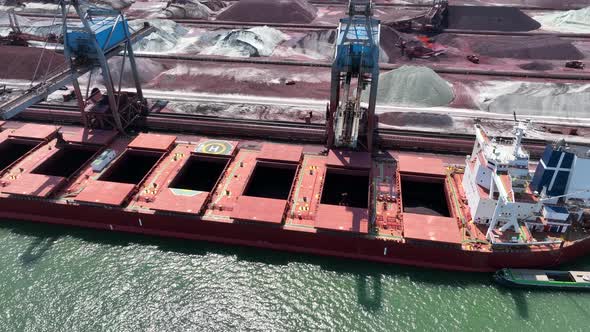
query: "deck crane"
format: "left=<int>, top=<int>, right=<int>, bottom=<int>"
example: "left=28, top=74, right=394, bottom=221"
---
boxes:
left=0, top=0, right=154, bottom=132
left=327, top=0, right=380, bottom=151
left=488, top=184, right=590, bottom=242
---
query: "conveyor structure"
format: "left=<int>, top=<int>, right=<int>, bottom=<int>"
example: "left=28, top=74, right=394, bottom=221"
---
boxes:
left=0, top=0, right=154, bottom=132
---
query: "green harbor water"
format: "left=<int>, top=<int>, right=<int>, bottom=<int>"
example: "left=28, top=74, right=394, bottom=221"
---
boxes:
left=1, top=219, right=589, bottom=332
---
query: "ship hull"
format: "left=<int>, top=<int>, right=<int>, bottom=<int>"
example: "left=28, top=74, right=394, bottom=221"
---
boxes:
left=1, top=197, right=588, bottom=272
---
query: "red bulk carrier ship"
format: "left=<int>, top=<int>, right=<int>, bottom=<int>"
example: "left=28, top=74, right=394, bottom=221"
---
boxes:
left=1, top=0, right=590, bottom=272
left=0, top=120, right=589, bottom=272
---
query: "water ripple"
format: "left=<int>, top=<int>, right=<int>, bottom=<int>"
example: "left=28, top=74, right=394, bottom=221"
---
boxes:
left=0, top=220, right=589, bottom=332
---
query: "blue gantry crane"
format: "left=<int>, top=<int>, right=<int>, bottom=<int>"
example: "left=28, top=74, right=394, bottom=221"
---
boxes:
left=327, top=0, right=380, bottom=151
left=0, top=0, right=153, bottom=132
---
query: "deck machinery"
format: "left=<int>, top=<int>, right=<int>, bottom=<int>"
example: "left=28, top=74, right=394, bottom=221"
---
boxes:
left=0, top=0, right=153, bottom=132
left=327, top=0, right=380, bottom=151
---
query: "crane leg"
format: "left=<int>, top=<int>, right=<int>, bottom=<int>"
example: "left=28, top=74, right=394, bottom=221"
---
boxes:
left=72, top=78, right=87, bottom=127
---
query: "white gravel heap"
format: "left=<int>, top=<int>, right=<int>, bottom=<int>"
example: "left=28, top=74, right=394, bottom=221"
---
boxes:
left=479, top=81, right=590, bottom=119
left=94, top=0, right=135, bottom=10
left=130, top=19, right=191, bottom=53
left=129, top=21, right=285, bottom=57
left=0, top=11, right=61, bottom=38
left=163, top=0, right=211, bottom=19
left=96, top=57, right=164, bottom=86
left=368, top=65, right=454, bottom=107
left=292, top=29, right=335, bottom=59
left=0, top=11, right=31, bottom=27
left=202, top=26, right=286, bottom=57
left=171, top=102, right=325, bottom=122
left=534, top=6, right=590, bottom=33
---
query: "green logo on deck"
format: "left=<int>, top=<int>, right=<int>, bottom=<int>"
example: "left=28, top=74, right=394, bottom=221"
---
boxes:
left=195, top=140, right=233, bottom=155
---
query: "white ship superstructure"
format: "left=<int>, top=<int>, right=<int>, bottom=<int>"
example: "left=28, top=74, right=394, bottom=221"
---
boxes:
left=462, top=123, right=590, bottom=245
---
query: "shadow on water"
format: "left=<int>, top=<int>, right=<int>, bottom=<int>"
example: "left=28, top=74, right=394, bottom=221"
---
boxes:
left=20, top=235, right=60, bottom=266
left=566, top=294, right=590, bottom=317
left=356, top=273, right=383, bottom=311
left=3, top=219, right=494, bottom=310
left=498, top=287, right=529, bottom=319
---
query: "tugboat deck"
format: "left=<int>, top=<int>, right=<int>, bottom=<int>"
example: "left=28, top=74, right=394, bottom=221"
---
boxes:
left=511, top=269, right=590, bottom=283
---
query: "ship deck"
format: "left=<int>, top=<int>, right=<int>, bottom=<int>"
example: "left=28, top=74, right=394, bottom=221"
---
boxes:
left=0, top=121, right=471, bottom=247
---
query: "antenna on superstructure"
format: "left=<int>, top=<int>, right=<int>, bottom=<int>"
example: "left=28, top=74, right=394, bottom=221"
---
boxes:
left=555, top=138, right=566, bottom=150
left=512, top=118, right=531, bottom=159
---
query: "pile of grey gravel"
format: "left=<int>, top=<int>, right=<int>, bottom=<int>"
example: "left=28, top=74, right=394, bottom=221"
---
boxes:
left=366, top=66, right=454, bottom=107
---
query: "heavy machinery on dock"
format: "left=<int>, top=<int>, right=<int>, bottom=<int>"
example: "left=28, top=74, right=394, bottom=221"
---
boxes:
left=0, top=0, right=153, bottom=132
left=327, top=0, right=380, bottom=151
left=385, top=0, right=448, bottom=32
left=0, top=9, right=61, bottom=46
left=395, top=34, right=446, bottom=59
